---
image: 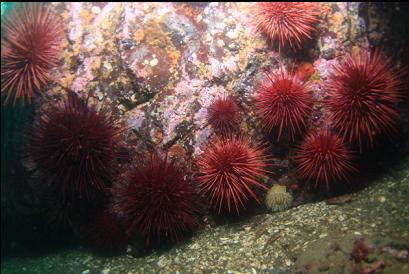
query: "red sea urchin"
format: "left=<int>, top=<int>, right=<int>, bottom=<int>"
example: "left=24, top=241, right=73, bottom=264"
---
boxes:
left=207, top=95, right=240, bottom=135
left=30, top=91, right=123, bottom=201
left=196, top=136, right=271, bottom=214
left=325, top=49, right=404, bottom=151
left=254, top=2, right=320, bottom=50
left=82, top=209, right=128, bottom=255
left=1, top=3, right=63, bottom=105
left=293, top=130, right=357, bottom=190
left=255, top=68, right=313, bottom=141
left=111, top=153, right=201, bottom=245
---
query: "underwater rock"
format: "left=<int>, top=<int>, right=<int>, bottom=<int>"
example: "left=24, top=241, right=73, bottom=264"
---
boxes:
left=295, top=233, right=409, bottom=274
left=118, top=4, right=186, bottom=103
left=325, top=194, right=353, bottom=205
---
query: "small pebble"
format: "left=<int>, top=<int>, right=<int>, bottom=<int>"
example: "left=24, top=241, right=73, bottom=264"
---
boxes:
left=91, top=6, right=101, bottom=14
left=146, top=257, right=155, bottom=263
left=226, top=29, right=238, bottom=39
left=228, top=43, right=236, bottom=49
left=285, top=258, right=293, bottom=266
left=217, top=39, right=225, bottom=47
left=95, top=91, right=104, bottom=100
left=150, top=58, right=158, bottom=66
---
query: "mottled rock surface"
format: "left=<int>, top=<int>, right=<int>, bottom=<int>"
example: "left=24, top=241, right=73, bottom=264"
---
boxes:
left=47, top=2, right=384, bottom=159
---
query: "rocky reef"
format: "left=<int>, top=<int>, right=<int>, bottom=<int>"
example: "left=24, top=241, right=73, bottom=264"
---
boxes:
left=1, top=2, right=409, bottom=273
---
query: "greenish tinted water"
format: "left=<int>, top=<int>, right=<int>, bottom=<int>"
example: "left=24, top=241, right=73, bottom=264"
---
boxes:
left=1, top=2, right=14, bottom=18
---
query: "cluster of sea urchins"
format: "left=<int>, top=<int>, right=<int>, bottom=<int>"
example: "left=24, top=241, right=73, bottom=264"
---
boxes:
left=1, top=3, right=63, bottom=105
left=199, top=94, right=272, bottom=216
left=251, top=4, right=404, bottom=190
left=4, top=1, right=406, bottom=255
left=253, top=48, right=404, bottom=190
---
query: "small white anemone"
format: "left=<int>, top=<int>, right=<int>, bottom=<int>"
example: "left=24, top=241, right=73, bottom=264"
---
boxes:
left=265, top=184, right=293, bottom=212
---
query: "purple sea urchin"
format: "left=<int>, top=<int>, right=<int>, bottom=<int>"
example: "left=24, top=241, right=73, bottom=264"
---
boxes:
left=30, top=91, right=123, bottom=201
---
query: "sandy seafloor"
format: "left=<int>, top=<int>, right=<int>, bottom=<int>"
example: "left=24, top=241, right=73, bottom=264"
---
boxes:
left=2, top=156, right=409, bottom=273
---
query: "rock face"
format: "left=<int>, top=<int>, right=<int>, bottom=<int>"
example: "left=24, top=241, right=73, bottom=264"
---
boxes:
left=1, top=1, right=409, bottom=272
left=295, top=234, right=409, bottom=274
left=47, top=2, right=409, bottom=161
